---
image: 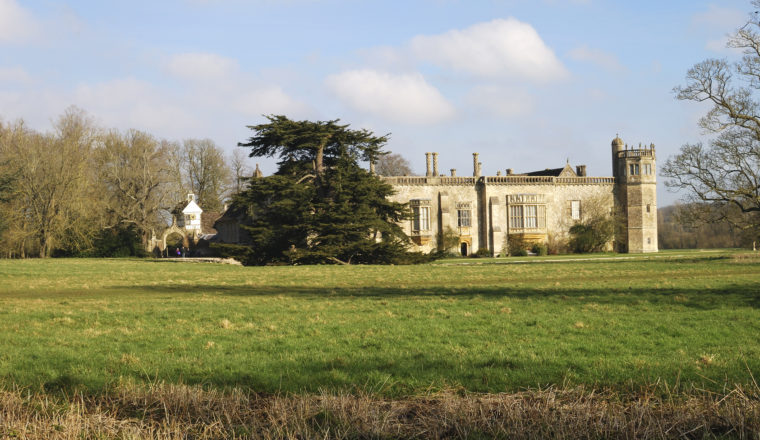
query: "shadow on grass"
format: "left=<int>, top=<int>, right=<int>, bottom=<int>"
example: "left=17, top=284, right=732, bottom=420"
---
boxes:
left=113, top=281, right=760, bottom=310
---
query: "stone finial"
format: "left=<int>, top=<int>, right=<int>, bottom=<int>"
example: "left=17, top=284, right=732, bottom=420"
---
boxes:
left=425, top=152, right=432, bottom=177
left=254, top=163, right=263, bottom=178
left=450, top=168, right=457, bottom=176
left=432, top=152, right=439, bottom=176
left=473, top=153, right=480, bottom=177
left=496, top=170, right=502, bottom=176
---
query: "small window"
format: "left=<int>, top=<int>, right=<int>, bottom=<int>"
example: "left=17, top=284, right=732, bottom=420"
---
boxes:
left=457, top=209, right=471, bottom=227
left=571, top=200, right=581, bottom=220
left=629, top=164, right=640, bottom=175
left=412, top=206, right=430, bottom=231
left=646, top=204, right=651, bottom=213
left=647, top=237, right=651, bottom=245
left=644, top=163, right=652, bottom=175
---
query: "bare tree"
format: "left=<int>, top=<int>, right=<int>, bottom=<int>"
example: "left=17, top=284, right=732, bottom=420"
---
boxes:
left=230, top=148, right=251, bottom=195
left=178, top=139, right=231, bottom=212
left=375, top=152, right=413, bottom=176
left=95, top=129, right=175, bottom=247
left=664, top=3, right=760, bottom=238
left=1, top=108, right=97, bottom=257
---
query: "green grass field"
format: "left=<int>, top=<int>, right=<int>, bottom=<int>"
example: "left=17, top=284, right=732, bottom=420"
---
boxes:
left=0, top=251, right=758, bottom=396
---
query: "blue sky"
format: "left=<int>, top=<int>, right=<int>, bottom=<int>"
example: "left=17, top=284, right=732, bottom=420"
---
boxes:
left=0, top=0, right=753, bottom=205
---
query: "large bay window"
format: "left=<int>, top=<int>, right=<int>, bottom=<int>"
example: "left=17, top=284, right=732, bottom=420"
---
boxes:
left=508, top=194, right=546, bottom=231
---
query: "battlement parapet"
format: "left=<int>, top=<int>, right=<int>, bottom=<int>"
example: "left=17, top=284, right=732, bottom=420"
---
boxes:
left=617, top=149, right=655, bottom=159
left=383, top=175, right=616, bottom=186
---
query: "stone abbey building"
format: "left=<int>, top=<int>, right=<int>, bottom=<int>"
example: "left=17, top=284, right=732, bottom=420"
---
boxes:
left=381, top=136, right=657, bottom=255
left=180, top=135, right=657, bottom=256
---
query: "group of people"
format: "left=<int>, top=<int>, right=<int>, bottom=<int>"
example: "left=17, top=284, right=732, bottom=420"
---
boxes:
left=170, top=246, right=190, bottom=258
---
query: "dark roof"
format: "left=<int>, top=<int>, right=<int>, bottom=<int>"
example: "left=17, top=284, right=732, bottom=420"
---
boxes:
left=201, top=212, right=221, bottom=234
left=524, top=167, right=566, bottom=177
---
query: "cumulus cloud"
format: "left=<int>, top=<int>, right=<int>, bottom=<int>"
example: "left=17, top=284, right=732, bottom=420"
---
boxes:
left=409, top=18, right=568, bottom=82
left=0, top=0, right=40, bottom=44
left=165, top=52, right=240, bottom=81
left=326, top=69, right=455, bottom=125
left=568, top=45, right=625, bottom=72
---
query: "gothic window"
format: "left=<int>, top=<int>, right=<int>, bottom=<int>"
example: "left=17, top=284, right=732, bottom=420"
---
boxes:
left=509, top=205, right=523, bottom=228
left=509, top=205, right=546, bottom=229
left=457, top=209, right=471, bottom=227
left=413, top=206, right=430, bottom=231
left=410, top=199, right=431, bottom=232
left=571, top=200, right=581, bottom=220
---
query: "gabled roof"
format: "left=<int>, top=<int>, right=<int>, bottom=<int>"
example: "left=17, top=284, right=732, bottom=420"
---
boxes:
left=523, top=163, right=577, bottom=177
left=182, top=199, right=202, bottom=214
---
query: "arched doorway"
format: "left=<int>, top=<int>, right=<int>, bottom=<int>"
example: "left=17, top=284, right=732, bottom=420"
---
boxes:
left=165, top=232, right=185, bottom=257
left=160, top=222, right=190, bottom=257
left=460, top=242, right=468, bottom=256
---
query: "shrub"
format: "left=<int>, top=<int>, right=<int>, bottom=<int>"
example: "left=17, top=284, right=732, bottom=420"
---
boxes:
left=513, top=248, right=528, bottom=257
left=470, top=248, right=492, bottom=258
left=569, top=218, right=615, bottom=253
left=531, top=243, right=548, bottom=256
left=507, top=234, right=527, bottom=256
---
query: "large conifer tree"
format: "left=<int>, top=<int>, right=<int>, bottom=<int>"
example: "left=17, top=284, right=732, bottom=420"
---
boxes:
left=229, top=115, right=410, bottom=265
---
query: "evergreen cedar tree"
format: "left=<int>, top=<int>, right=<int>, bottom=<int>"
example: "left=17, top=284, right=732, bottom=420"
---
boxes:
left=222, top=115, right=412, bottom=265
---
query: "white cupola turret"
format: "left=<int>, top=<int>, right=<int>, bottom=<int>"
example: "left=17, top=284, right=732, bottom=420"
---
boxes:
left=182, top=193, right=203, bottom=235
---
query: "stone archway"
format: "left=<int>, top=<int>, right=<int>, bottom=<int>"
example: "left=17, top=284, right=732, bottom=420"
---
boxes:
left=161, top=223, right=190, bottom=253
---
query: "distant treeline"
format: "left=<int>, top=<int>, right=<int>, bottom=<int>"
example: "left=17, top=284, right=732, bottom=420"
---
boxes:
left=658, top=205, right=749, bottom=249
left=0, top=107, right=250, bottom=259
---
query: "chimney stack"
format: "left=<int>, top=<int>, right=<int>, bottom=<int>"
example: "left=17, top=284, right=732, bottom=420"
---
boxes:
left=450, top=168, right=457, bottom=177
left=507, top=168, right=513, bottom=175
left=432, top=152, right=439, bottom=176
left=473, top=153, right=480, bottom=177
left=425, top=152, right=432, bottom=177
left=369, top=159, right=376, bottom=175
left=576, top=165, right=587, bottom=177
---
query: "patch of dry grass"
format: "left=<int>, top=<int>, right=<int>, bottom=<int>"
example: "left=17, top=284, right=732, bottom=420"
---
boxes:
left=0, top=383, right=758, bottom=439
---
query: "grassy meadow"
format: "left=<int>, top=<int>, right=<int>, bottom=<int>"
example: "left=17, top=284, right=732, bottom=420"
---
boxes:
left=0, top=251, right=759, bottom=396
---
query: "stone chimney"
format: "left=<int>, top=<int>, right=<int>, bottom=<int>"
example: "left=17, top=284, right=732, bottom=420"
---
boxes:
left=473, top=153, right=480, bottom=177
left=369, top=159, right=376, bottom=175
left=432, top=152, right=439, bottom=176
left=253, top=163, right=263, bottom=178
left=450, top=168, right=457, bottom=177
left=576, top=165, right=587, bottom=177
left=507, top=168, right=513, bottom=175
left=425, top=152, right=432, bottom=177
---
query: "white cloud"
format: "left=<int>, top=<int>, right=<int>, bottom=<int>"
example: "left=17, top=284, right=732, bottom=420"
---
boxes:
left=0, top=66, right=32, bottom=84
left=465, top=86, right=535, bottom=118
left=409, top=18, right=568, bottom=82
left=165, top=52, right=240, bottom=81
left=568, top=45, right=625, bottom=72
left=692, top=4, right=746, bottom=30
left=0, top=0, right=40, bottom=44
left=326, top=69, right=455, bottom=125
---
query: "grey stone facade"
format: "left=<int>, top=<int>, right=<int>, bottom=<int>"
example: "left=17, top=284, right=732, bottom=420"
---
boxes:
left=383, top=136, right=658, bottom=255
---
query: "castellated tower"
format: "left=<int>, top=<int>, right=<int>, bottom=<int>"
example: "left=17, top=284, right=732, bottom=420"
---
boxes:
left=612, top=136, right=658, bottom=253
